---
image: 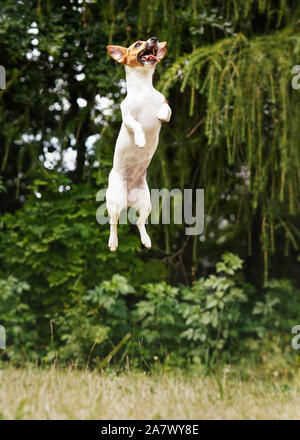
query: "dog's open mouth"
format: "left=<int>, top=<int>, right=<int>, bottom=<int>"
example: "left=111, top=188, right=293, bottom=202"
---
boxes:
left=138, top=45, right=159, bottom=64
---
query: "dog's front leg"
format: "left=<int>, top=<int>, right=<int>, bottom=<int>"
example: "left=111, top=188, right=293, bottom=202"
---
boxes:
left=122, top=112, right=146, bottom=148
left=157, top=100, right=172, bottom=123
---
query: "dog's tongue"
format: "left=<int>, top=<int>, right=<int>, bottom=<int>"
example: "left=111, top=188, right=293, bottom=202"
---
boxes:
left=142, top=54, right=159, bottom=62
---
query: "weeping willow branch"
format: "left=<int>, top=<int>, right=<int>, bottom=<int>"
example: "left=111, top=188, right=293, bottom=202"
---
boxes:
left=159, top=27, right=300, bottom=268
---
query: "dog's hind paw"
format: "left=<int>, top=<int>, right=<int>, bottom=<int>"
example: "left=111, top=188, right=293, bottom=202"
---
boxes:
left=134, top=131, right=146, bottom=148
left=141, top=234, right=151, bottom=249
left=108, top=236, right=118, bottom=252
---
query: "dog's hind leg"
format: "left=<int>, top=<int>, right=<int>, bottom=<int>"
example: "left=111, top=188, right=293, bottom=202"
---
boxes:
left=106, top=170, right=127, bottom=252
left=107, top=210, right=119, bottom=252
left=128, top=182, right=152, bottom=249
left=137, top=205, right=152, bottom=249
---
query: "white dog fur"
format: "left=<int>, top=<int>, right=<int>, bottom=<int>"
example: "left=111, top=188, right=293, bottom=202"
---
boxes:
left=106, top=37, right=171, bottom=251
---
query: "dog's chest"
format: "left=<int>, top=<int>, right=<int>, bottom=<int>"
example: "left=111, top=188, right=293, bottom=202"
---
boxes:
left=128, top=89, right=163, bottom=132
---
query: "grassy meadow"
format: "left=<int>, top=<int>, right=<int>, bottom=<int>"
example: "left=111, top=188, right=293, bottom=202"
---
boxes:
left=0, top=365, right=300, bottom=420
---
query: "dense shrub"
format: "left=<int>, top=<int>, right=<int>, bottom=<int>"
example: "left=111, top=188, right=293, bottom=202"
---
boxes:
left=1, top=252, right=299, bottom=369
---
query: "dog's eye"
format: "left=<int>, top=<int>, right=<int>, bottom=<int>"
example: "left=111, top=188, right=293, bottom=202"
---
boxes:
left=134, top=42, right=142, bottom=48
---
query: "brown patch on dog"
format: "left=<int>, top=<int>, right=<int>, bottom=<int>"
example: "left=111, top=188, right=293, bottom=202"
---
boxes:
left=106, top=45, right=127, bottom=63
left=125, top=41, right=148, bottom=67
left=107, top=41, right=148, bottom=66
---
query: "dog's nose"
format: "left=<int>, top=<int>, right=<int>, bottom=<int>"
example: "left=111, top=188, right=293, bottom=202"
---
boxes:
left=150, top=37, right=158, bottom=42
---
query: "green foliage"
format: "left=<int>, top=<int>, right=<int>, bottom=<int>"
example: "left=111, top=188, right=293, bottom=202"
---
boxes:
left=159, top=27, right=300, bottom=275
left=180, top=254, right=247, bottom=352
left=0, top=276, right=37, bottom=362
left=0, top=175, right=160, bottom=310
left=43, top=274, right=136, bottom=366
left=252, top=279, right=300, bottom=335
left=1, top=253, right=299, bottom=369
left=134, top=282, right=184, bottom=365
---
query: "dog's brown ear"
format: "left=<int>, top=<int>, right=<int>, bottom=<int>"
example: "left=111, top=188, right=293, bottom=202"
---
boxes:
left=157, top=41, right=167, bottom=61
left=106, top=45, right=127, bottom=63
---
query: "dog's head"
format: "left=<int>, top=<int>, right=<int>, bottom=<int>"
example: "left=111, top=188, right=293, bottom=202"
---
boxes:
left=107, top=37, right=167, bottom=68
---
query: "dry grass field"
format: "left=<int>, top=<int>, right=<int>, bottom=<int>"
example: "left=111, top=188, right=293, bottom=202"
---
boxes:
left=0, top=365, right=300, bottom=419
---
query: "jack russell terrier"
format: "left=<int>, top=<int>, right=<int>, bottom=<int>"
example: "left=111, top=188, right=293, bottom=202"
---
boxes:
left=106, top=37, right=172, bottom=252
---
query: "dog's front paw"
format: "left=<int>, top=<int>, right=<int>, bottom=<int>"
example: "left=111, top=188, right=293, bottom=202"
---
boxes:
left=157, top=105, right=171, bottom=123
left=134, top=131, right=146, bottom=148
